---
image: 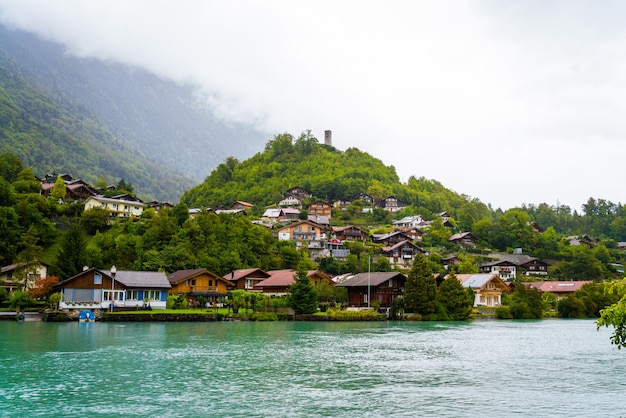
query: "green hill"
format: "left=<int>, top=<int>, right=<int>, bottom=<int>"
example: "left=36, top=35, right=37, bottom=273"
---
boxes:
left=181, top=132, right=491, bottom=229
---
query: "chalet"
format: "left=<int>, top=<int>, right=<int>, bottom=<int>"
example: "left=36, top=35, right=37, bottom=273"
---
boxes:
left=336, top=272, right=406, bottom=308
left=148, top=201, right=174, bottom=212
left=372, top=231, right=413, bottom=247
left=286, top=186, right=312, bottom=201
left=393, top=215, right=425, bottom=228
left=0, top=261, right=49, bottom=292
left=262, top=208, right=285, bottom=223
left=378, top=196, right=404, bottom=213
left=479, top=260, right=517, bottom=281
left=454, top=273, right=509, bottom=307
left=356, top=193, right=373, bottom=204
left=254, top=269, right=332, bottom=296
left=84, top=195, right=146, bottom=218
left=522, top=281, right=593, bottom=299
left=332, top=198, right=351, bottom=208
left=276, top=220, right=326, bottom=243
left=168, top=269, right=233, bottom=306
left=441, top=255, right=461, bottom=270
left=308, top=201, right=332, bottom=218
left=41, top=177, right=100, bottom=201
left=278, top=196, right=302, bottom=209
left=448, top=232, right=478, bottom=246
left=518, top=258, right=550, bottom=276
left=331, top=225, right=369, bottom=242
left=230, top=201, right=254, bottom=211
left=56, top=267, right=170, bottom=312
left=382, top=240, right=425, bottom=268
left=224, top=268, right=271, bottom=291
left=395, top=227, right=424, bottom=241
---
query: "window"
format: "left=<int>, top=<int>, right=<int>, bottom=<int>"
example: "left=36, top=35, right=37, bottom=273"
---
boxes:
left=103, top=290, right=124, bottom=301
left=126, top=290, right=139, bottom=300
left=191, top=279, right=196, bottom=286
left=245, top=279, right=254, bottom=289
left=144, top=290, right=161, bottom=301
left=94, top=273, right=102, bottom=285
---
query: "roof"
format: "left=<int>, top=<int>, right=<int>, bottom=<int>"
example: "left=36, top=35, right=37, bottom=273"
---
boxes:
left=480, top=260, right=517, bottom=268
left=168, top=269, right=232, bottom=286
left=101, top=269, right=170, bottom=289
left=255, top=270, right=328, bottom=288
left=454, top=274, right=506, bottom=290
left=336, top=272, right=406, bottom=288
left=382, top=240, right=424, bottom=253
left=224, top=268, right=271, bottom=281
left=523, top=281, right=592, bottom=293
left=86, top=195, right=146, bottom=207
left=448, top=232, right=476, bottom=241
left=1, top=260, right=49, bottom=274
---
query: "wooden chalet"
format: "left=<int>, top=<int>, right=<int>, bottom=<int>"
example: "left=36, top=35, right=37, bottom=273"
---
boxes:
left=224, top=268, right=271, bottom=291
left=448, top=232, right=478, bottom=246
left=479, top=260, right=517, bottom=281
left=335, top=272, right=406, bottom=308
left=168, top=269, right=233, bottom=306
left=454, top=273, right=510, bottom=307
left=381, top=241, right=425, bottom=268
left=331, top=225, right=369, bottom=242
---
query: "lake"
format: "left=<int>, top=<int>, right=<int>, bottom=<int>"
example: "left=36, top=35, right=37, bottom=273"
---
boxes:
left=0, top=319, right=624, bottom=417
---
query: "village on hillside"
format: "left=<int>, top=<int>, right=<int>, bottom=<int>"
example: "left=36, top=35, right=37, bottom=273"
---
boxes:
left=1, top=172, right=613, bottom=320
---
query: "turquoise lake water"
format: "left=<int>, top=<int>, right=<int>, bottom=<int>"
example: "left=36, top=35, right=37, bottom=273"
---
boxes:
left=0, top=319, right=624, bottom=417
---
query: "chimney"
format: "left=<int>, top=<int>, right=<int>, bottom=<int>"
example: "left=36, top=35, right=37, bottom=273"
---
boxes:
left=324, top=130, right=332, bottom=146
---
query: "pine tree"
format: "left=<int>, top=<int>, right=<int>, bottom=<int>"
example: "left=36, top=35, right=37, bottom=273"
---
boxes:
left=55, top=221, right=87, bottom=280
left=437, top=269, right=473, bottom=320
left=404, top=253, right=436, bottom=315
left=288, top=265, right=318, bottom=315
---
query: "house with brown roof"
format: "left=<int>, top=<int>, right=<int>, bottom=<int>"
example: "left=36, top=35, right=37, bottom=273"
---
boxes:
left=518, top=258, right=550, bottom=276
left=372, top=231, right=414, bottom=246
left=56, top=267, right=171, bottom=312
left=254, top=269, right=332, bottom=296
left=276, top=220, right=326, bottom=243
left=336, top=271, right=406, bottom=308
left=448, top=232, right=478, bottom=246
left=308, top=201, right=332, bottom=218
left=230, top=201, right=254, bottom=211
left=224, top=268, right=271, bottom=291
left=331, top=225, right=369, bottom=242
left=479, top=260, right=517, bottom=281
left=286, top=186, right=312, bottom=201
left=453, top=273, right=510, bottom=307
left=168, top=269, right=233, bottom=306
left=382, top=241, right=425, bottom=269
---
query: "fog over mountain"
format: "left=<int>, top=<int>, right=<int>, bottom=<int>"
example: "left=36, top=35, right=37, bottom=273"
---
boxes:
left=0, top=25, right=266, bottom=200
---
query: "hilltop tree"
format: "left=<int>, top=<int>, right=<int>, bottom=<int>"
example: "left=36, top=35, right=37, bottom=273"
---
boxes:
left=404, top=253, right=437, bottom=315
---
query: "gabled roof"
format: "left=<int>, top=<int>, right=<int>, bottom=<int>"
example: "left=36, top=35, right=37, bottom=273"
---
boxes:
left=224, top=268, right=271, bottom=281
left=335, top=272, right=406, bottom=288
left=85, top=195, right=146, bottom=207
left=1, top=260, right=49, bottom=274
left=522, top=281, right=592, bottom=294
left=168, top=269, right=233, bottom=286
left=57, top=268, right=170, bottom=289
left=454, top=273, right=508, bottom=290
left=448, top=232, right=477, bottom=242
left=382, top=240, right=424, bottom=253
left=277, top=219, right=325, bottom=231
left=101, top=269, right=171, bottom=288
left=372, top=231, right=412, bottom=242
left=255, top=270, right=329, bottom=288
left=480, top=260, right=517, bottom=268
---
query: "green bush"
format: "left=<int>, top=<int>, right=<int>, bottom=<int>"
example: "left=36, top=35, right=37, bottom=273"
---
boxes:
left=495, top=306, right=513, bottom=319
left=9, top=291, right=36, bottom=310
left=251, top=312, right=278, bottom=321
left=166, top=294, right=188, bottom=310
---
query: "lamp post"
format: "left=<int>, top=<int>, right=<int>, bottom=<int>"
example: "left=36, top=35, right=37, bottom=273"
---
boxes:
left=110, top=265, right=116, bottom=312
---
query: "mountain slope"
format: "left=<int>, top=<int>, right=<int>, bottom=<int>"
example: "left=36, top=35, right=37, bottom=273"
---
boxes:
left=0, top=25, right=265, bottom=200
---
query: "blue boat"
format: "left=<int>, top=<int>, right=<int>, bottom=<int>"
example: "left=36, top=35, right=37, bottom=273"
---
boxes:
left=78, top=310, right=96, bottom=322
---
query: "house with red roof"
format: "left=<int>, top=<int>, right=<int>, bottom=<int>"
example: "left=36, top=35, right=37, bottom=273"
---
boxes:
left=254, top=269, right=332, bottom=296
left=224, top=268, right=271, bottom=291
left=522, top=281, right=592, bottom=299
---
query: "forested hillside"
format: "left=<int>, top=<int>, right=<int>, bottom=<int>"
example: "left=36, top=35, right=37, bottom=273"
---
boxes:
left=182, top=132, right=492, bottom=231
left=0, top=25, right=265, bottom=201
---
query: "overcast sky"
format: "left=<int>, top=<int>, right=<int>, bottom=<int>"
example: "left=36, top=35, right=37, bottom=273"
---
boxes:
left=1, top=1, right=625, bottom=211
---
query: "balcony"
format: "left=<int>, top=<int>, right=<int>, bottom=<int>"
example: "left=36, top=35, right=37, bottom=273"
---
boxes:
left=190, top=286, right=220, bottom=293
